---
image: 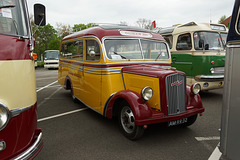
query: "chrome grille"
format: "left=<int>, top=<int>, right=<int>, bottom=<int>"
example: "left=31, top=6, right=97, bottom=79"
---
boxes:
left=166, top=73, right=186, bottom=115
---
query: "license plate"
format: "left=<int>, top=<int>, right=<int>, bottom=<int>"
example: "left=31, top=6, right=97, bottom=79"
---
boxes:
left=168, top=118, right=188, bottom=127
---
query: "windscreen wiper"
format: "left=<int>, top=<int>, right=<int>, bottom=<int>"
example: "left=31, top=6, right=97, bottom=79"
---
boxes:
left=113, top=51, right=127, bottom=59
left=0, top=5, right=15, bottom=9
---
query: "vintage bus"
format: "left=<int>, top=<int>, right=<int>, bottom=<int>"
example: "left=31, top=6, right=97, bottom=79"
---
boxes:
left=44, top=50, right=59, bottom=69
left=0, top=1, right=45, bottom=159
left=159, top=22, right=228, bottom=91
left=58, top=25, right=205, bottom=140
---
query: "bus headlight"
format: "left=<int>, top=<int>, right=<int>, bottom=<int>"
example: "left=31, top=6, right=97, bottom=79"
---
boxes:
left=142, top=87, right=153, bottom=101
left=0, top=103, right=9, bottom=131
left=191, top=83, right=201, bottom=95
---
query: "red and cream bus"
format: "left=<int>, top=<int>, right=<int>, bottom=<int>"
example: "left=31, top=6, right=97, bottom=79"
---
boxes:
left=0, top=1, right=45, bottom=159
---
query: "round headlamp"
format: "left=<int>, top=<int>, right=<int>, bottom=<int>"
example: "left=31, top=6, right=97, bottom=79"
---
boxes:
left=0, top=103, right=9, bottom=131
left=142, top=87, right=153, bottom=101
left=191, top=83, right=201, bottom=95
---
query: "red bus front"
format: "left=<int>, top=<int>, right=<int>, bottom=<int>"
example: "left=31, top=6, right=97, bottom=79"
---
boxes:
left=0, top=0, right=43, bottom=159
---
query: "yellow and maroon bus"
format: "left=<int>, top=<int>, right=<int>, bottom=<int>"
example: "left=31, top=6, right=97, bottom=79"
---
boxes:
left=0, top=1, right=45, bottom=159
left=58, top=25, right=205, bottom=140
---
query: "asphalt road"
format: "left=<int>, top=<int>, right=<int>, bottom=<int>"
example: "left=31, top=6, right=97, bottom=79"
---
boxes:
left=35, top=68, right=223, bottom=160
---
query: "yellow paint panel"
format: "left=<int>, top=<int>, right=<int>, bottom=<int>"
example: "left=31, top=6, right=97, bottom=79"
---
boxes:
left=0, top=60, right=36, bottom=110
left=123, top=73, right=161, bottom=110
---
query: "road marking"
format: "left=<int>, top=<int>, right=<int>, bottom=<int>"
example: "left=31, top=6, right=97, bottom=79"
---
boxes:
left=38, top=108, right=88, bottom=122
left=195, top=137, right=222, bottom=159
left=195, top=136, right=220, bottom=141
left=208, top=143, right=222, bottom=160
left=36, top=80, right=58, bottom=92
left=37, top=87, right=62, bottom=107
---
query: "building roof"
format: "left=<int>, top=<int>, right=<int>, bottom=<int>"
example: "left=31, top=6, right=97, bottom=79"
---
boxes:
left=220, top=16, right=231, bottom=27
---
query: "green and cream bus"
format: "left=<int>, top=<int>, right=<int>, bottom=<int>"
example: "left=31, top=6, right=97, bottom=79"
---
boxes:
left=159, top=22, right=228, bottom=91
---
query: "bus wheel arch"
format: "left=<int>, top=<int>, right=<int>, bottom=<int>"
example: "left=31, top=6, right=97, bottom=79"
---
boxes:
left=64, top=76, right=78, bottom=102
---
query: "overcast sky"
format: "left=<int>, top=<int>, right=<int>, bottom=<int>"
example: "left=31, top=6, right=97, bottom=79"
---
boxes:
left=27, top=0, right=235, bottom=28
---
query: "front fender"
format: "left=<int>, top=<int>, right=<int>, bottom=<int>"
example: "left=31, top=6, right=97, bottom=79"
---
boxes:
left=186, top=85, right=203, bottom=109
left=104, top=90, right=153, bottom=120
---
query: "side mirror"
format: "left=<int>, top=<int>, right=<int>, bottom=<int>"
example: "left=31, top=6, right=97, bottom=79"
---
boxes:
left=89, top=51, right=96, bottom=57
left=205, top=44, right=209, bottom=50
left=34, top=4, right=46, bottom=26
left=199, top=39, right=204, bottom=49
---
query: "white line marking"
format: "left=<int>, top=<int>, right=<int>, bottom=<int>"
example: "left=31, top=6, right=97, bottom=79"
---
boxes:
left=36, top=80, right=58, bottom=92
left=208, top=143, right=222, bottom=160
left=195, top=136, right=220, bottom=141
left=38, top=108, right=88, bottom=122
left=37, top=87, right=62, bottom=107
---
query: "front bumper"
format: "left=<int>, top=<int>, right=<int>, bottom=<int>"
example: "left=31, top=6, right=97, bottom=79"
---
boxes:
left=12, top=130, right=43, bottom=160
left=194, top=75, right=224, bottom=82
left=135, top=107, right=204, bottom=125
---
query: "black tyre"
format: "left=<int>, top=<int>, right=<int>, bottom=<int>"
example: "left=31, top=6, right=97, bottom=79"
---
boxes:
left=118, top=102, right=144, bottom=140
left=181, top=114, right=198, bottom=127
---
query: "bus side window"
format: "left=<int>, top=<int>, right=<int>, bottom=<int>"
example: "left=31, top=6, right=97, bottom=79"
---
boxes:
left=163, top=35, right=173, bottom=49
left=176, top=33, right=192, bottom=50
left=60, top=40, right=83, bottom=60
left=86, top=39, right=100, bottom=61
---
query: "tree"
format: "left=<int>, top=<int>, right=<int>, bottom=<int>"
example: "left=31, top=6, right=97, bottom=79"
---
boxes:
left=48, top=34, right=61, bottom=50
left=72, top=23, right=98, bottom=32
left=219, top=15, right=227, bottom=24
left=56, top=23, right=72, bottom=39
left=136, top=18, right=152, bottom=29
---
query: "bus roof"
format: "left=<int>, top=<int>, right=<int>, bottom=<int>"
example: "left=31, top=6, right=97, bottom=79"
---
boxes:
left=159, top=22, right=228, bottom=35
left=62, top=25, right=165, bottom=42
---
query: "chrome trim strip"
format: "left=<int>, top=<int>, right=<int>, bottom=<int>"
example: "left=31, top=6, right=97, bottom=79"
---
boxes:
left=226, top=44, right=240, bottom=48
left=74, top=96, right=101, bottom=115
left=103, top=92, right=116, bottom=116
left=10, top=106, right=32, bottom=118
left=194, top=75, right=224, bottom=81
left=172, top=62, right=193, bottom=65
left=13, top=132, right=43, bottom=160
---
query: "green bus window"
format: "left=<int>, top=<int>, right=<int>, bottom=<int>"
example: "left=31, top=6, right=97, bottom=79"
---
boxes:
left=176, top=33, right=192, bottom=50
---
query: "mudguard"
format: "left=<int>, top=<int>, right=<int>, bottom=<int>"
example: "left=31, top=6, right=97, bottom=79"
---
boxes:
left=104, top=90, right=153, bottom=120
left=186, top=85, right=203, bottom=108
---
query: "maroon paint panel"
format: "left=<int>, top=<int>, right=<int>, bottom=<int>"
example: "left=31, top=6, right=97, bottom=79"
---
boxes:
left=0, top=103, right=40, bottom=160
left=0, top=35, right=31, bottom=60
left=63, top=26, right=165, bottom=42
left=105, top=90, right=153, bottom=120
left=122, top=64, right=185, bottom=78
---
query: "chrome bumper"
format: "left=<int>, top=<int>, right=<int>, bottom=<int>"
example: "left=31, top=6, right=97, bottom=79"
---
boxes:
left=12, top=132, right=43, bottom=160
left=195, top=75, right=224, bottom=82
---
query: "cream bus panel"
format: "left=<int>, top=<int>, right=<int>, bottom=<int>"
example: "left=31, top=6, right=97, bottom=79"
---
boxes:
left=0, top=60, right=37, bottom=110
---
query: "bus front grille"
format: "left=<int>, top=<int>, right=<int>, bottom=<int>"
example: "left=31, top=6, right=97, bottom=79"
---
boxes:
left=166, top=73, right=186, bottom=115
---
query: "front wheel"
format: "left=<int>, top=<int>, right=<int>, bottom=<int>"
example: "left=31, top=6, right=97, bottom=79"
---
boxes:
left=118, top=102, right=144, bottom=140
left=181, top=114, right=198, bottom=127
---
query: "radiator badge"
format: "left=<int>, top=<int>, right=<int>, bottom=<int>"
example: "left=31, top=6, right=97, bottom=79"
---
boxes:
left=171, top=80, right=183, bottom=87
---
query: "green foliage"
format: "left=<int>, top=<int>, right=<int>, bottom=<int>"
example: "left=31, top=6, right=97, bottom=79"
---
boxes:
left=72, top=23, right=98, bottom=32
left=48, top=34, right=61, bottom=50
left=30, top=19, right=98, bottom=60
left=218, top=15, right=227, bottom=24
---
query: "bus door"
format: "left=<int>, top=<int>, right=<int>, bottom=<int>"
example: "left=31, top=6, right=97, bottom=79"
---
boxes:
left=220, top=0, right=240, bottom=159
left=82, top=39, right=102, bottom=113
left=172, top=33, right=193, bottom=77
